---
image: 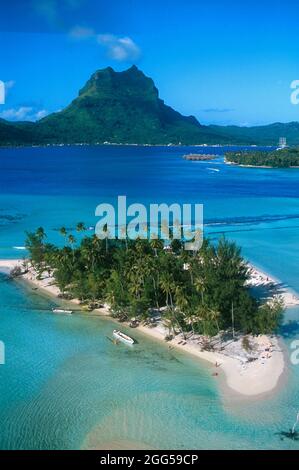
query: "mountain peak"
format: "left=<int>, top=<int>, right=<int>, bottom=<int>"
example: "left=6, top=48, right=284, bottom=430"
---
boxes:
left=90, top=64, right=142, bottom=80
left=0, top=66, right=238, bottom=146
left=78, top=64, right=157, bottom=103
left=127, top=64, right=139, bottom=71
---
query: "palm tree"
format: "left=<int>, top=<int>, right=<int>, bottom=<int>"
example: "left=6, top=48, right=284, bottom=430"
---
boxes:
left=36, top=227, right=46, bottom=242
left=120, top=225, right=128, bottom=251
left=175, top=286, right=188, bottom=312
left=150, top=238, right=163, bottom=257
left=129, top=270, right=143, bottom=300
left=162, top=316, right=174, bottom=338
left=195, top=304, right=209, bottom=336
left=194, top=276, right=206, bottom=305
left=208, top=307, right=221, bottom=334
left=159, top=273, right=175, bottom=309
left=185, top=312, right=198, bottom=337
left=68, top=234, right=76, bottom=262
left=162, top=309, right=177, bottom=338
left=174, top=286, right=188, bottom=339
left=91, top=234, right=104, bottom=270
left=103, top=223, right=110, bottom=253
left=81, top=240, right=93, bottom=271
left=76, top=222, right=86, bottom=233
left=59, top=226, right=67, bottom=243
left=146, top=256, right=160, bottom=309
left=128, top=254, right=148, bottom=300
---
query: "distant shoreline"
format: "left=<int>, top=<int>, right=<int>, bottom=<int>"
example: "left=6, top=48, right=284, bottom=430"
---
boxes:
left=0, top=258, right=292, bottom=400
left=225, top=160, right=299, bottom=169
left=0, top=143, right=274, bottom=150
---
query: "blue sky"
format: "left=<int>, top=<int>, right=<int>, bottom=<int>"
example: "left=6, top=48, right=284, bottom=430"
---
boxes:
left=1, top=0, right=299, bottom=125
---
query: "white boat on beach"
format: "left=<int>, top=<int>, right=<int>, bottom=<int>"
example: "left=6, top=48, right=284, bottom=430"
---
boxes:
left=52, top=308, right=73, bottom=315
left=113, top=330, right=135, bottom=345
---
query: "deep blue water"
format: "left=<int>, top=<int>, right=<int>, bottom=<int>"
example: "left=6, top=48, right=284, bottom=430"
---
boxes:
left=0, top=145, right=299, bottom=449
left=0, top=144, right=299, bottom=291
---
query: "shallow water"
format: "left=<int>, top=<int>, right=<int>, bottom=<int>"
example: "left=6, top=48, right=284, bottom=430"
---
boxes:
left=0, top=145, right=298, bottom=291
left=0, top=145, right=298, bottom=449
left=0, top=275, right=298, bottom=450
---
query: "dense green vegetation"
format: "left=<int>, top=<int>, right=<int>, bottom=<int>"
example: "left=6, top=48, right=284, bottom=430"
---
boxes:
left=226, top=147, right=299, bottom=167
left=211, top=122, right=299, bottom=146
left=0, top=119, right=36, bottom=146
left=2, top=66, right=299, bottom=146
left=24, top=226, right=283, bottom=338
left=0, top=66, right=233, bottom=146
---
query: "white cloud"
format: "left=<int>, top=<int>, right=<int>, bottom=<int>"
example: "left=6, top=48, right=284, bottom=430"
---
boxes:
left=35, top=109, right=48, bottom=120
left=0, top=107, right=48, bottom=121
left=68, top=25, right=141, bottom=62
left=69, top=25, right=95, bottom=40
left=0, top=107, right=32, bottom=120
left=97, top=34, right=141, bottom=62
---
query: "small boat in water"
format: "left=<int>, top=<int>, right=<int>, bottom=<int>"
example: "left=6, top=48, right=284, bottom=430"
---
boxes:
left=113, top=329, right=135, bottom=345
left=52, top=308, right=73, bottom=315
left=207, top=167, right=220, bottom=172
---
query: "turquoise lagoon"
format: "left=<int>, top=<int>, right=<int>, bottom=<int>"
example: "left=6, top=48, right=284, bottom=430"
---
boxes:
left=0, top=145, right=299, bottom=449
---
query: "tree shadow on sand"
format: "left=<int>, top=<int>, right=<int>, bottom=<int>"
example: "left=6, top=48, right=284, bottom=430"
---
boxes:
left=275, top=430, right=299, bottom=441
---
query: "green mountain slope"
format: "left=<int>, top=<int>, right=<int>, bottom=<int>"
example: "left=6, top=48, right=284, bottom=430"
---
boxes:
left=35, top=65, right=231, bottom=145
left=0, top=119, right=36, bottom=146
left=1, top=66, right=299, bottom=146
left=209, top=122, right=299, bottom=146
left=0, top=66, right=234, bottom=146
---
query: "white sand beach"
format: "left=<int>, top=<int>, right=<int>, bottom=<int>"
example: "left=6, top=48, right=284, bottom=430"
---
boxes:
left=0, top=259, right=22, bottom=272
left=0, top=258, right=291, bottom=398
left=247, top=265, right=299, bottom=307
left=136, top=323, right=285, bottom=397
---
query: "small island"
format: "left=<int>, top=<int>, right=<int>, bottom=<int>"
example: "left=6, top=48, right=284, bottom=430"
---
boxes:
left=183, top=154, right=217, bottom=161
left=4, top=225, right=293, bottom=396
left=225, top=147, right=299, bottom=168
left=22, top=227, right=284, bottom=337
